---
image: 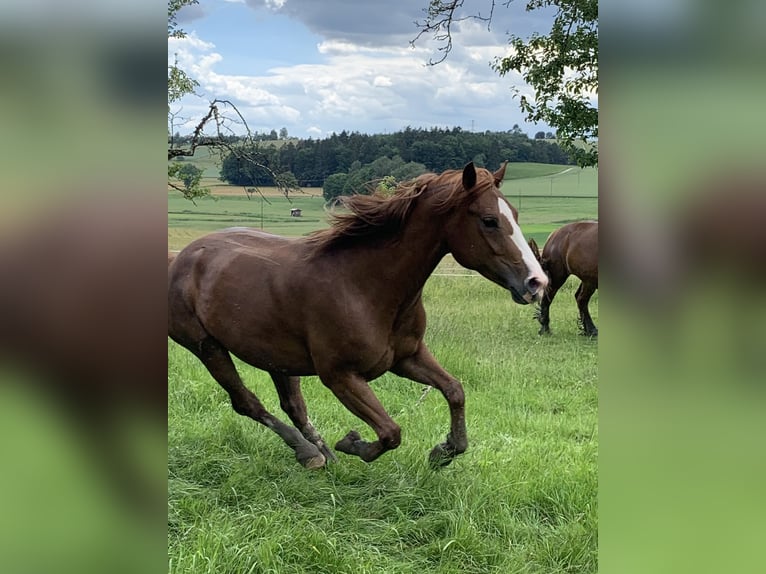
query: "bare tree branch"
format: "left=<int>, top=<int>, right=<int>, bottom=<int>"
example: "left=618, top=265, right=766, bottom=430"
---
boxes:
left=411, top=0, right=496, bottom=65
left=167, top=99, right=301, bottom=200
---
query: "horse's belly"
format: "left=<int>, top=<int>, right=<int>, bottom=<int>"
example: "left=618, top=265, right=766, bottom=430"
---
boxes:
left=229, top=343, right=317, bottom=377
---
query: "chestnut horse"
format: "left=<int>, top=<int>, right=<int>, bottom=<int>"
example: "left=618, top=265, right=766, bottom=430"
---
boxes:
left=168, top=162, right=547, bottom=469
left=530, top=220, right=598, bottom=336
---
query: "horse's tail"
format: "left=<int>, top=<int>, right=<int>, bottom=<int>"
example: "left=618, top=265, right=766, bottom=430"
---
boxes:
left=528, top=238, right=542, bottom=263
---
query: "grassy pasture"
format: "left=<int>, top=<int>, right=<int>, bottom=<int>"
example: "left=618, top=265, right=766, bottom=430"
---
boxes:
left=502, top=166, right=596, bottom=198
left=168, top=276, right=598, bottom=574
left=168, top=161, right=598, bottom=572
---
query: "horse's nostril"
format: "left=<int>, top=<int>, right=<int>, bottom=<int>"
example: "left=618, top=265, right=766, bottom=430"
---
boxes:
left=526, top=277, right=540, bottom=292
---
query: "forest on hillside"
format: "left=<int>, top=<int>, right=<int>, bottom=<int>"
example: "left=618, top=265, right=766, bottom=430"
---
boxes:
left=184, top=126, right=574, bottom=189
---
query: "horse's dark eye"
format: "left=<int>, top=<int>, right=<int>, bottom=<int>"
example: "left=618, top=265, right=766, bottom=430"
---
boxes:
left=482, top=217, right=499, bottom=229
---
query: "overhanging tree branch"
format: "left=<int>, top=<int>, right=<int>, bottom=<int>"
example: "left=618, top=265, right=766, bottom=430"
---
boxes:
left=411, top=0, right=598, bottom=167
left=411, top=0, right=496, bottom=65
left=167, top=98, right=301, bottom=201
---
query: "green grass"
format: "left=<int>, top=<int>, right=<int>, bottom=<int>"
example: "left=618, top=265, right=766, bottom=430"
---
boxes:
left=168, top=276, right=597, bottom=574
left=503, top=162, right=578, bottom=181
left=502, top=166, right=597, bottom=198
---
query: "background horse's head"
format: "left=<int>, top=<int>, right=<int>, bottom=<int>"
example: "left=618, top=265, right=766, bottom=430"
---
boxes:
left=444, top=162, right=548, bottom=304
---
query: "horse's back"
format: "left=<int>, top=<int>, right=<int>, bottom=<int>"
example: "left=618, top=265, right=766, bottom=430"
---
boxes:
left=567, top=221, right=598, bottom=280
left=168, top=228, right=323, bottom=371
left=544, top=220, right=598, bottom=280
left=169, top=228, right=303, bottom=311
left=170, top=228, right=296, bottom=275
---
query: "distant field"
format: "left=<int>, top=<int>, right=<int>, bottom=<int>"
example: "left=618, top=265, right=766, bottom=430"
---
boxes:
left=169, top=140, right=298, bottom=179
left=502, top=165, right=597, bottom=198
left=503, top=162, right=574, bottom=180
left=168, top=163, right=597, bottom=250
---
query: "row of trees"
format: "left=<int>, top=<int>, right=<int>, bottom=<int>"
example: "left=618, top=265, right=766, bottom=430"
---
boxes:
left=217, top=126, right=573, bottom=189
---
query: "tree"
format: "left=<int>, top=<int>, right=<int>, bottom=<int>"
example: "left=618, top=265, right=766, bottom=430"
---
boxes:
left=413, top=0, right=598, bottom=167
left=323, top=173, right=349, bottom=203
left=279, top=127, right=289, bottom=140
left=168, top=1, right=199, bottom=104
left=170, top=162, right=204, bottom=195
left=535, top=131, right=546, bottom=139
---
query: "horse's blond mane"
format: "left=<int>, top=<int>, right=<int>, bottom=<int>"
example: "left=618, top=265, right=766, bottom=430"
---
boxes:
left=305, top=168, right=484, bottom=252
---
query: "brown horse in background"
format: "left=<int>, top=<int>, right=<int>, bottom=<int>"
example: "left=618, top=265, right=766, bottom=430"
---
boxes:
left=530, top=220, right=598, bottom=337
left=168, top=162, right=547, bottom=469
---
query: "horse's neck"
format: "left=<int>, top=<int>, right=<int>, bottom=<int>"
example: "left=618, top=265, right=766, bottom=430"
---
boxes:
left=341, top=211, right=448, bottom=306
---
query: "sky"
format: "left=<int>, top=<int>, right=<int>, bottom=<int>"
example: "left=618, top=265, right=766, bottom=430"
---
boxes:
left=169, top=0, right=581, bottom=139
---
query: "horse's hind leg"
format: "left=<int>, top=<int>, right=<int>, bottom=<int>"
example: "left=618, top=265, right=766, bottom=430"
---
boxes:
left=193, top=338, right=326, bottom=469
left=575, top=281, right=598, bottom=337
left=270, top=373, right=337, bottom=463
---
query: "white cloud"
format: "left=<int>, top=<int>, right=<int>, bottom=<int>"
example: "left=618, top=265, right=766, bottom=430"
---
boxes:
left=316, top=40, right=360, bottom=55
left=168, top=32, right=215, bottom=56
left=168, top=6, right=565, bottom=137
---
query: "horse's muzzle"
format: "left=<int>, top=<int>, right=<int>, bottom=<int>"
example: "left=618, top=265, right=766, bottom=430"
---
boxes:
left=509, top=287, right=531, bottom=305
left=523, top=274, right=548, bottom=304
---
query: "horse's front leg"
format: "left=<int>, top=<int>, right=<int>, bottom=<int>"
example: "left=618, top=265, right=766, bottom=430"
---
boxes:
left=392, top=344, right=467, bottom=467
left=319, top=372, right=401, bottom=463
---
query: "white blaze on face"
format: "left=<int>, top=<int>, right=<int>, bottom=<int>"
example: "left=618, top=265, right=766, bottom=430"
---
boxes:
left=497, top=198, right=548, bottom=291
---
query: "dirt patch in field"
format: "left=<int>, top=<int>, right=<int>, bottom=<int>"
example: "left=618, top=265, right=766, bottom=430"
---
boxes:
left=204, top=184, right=323, bottom=198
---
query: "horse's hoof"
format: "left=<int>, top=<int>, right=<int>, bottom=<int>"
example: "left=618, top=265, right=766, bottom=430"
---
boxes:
left=335, top=430, right=362, bottom=454
left=296, top=447, right=326, bottom=469
left=428, top=444, right=455, bottom=469
left=303, top=454, right=326, bottom=470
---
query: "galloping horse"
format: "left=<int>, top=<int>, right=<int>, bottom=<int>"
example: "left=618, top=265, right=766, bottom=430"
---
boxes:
left=168, top=162, right=547, bottom=469
left=530, top=220, right=598, bottom=336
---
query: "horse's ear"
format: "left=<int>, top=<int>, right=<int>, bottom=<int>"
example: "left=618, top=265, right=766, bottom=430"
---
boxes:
left=493, top=161, right=508, bottom=187
left=462, top=162, right=477, bottom=190
left=528, top=238, right=541, bottom=262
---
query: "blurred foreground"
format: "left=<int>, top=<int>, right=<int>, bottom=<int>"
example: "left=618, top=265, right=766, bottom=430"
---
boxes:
left=0, top=3, right=167, bottom=573
left=601, top=1, right=766, bottom=572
